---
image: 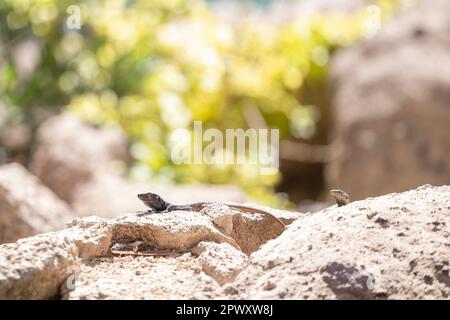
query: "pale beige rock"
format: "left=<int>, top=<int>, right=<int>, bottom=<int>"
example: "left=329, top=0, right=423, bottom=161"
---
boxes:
left=194, top=202, right=289, bottom=254
left=30, top=113, right=129, bottom=203
left=192, top=241, right=248, bottom=285
left=0, top=201, right=286, bottom=299
left=110, top=211, right=240, bottom=251
left=203, top=204, right=235, bottom=236
left=66, top=216, right=112, bottom=259
left=61, top=254, right=221, bottom=300
left=0, top=163, right=73, bottom=243
left=3, top=185, right=447, bottom=300
left=233, top=185, right=450, bottom=299
left=0, top=215, right=113, bottom=299
left=0, top=232, right=80, bottom=299
left=327, top=0, right=450, bottom=200
left=224, top=202, right=302, bottom=225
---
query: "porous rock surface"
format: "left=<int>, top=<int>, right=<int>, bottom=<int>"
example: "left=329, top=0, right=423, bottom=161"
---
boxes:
left=0, top=184, right=448, bottom=299
left=0, top=163, right=73, bottom=243
left=234, top=184, right=450, bottom=299
left=192, top=241, right=248, bottom=286
left=0, top=201, right=287, bottom=299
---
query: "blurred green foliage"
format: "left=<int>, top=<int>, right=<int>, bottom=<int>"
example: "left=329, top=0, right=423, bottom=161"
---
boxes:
left=0, top=0, right=402, bottom=205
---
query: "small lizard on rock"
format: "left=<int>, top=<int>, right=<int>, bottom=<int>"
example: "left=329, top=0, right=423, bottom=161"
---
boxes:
left=137, top=192, right=286, bottom=228
left=329, top=189, right=350, bottom=207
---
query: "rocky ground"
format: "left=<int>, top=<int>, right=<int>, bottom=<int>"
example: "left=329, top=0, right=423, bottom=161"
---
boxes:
left=1, top=0, right=449, bottom=300
left=0, top=184, right=448, bottom=299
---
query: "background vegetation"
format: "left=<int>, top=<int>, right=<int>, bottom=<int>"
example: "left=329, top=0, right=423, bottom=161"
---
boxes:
left=0, top=0, right=401, bottom=205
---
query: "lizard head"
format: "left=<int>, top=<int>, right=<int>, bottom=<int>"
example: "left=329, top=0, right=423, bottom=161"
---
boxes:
left=329, top=189, right=350, bottom=207
left=137, top=192, right=169, bottom=211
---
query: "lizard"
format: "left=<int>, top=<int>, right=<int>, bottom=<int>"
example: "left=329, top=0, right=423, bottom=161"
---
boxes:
left=137, top=192, right=286, bottom=228
left=111, top=190, right=349, bottom=256
left=329, top=189, right=350, bottom=207
left=136, top=189, right=350, bottom=227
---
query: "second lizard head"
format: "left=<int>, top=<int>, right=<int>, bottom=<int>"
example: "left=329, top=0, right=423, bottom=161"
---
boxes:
left=330, top=189, right=350, bottom=207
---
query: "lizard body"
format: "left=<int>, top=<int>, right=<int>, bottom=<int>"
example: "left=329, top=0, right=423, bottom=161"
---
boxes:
left=137, top=192, right=286, bottom=228
left=329, top=189, right=350, bottom=207
left=137, top=189, right=350, bottom=228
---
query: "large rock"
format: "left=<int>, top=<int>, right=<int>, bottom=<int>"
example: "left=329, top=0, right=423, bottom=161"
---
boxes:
left=0, top=163, right=72, bottom=243
left=0, top=201, right=288, bottom=299
left=61, top=253, right=221, bottom=300
left=0, top=232, right=80, bottom=299
left=192, top=241, right=248, bottom=286
left=327, top=0, right=450, bottom=200
left=30, top=113, right=129, bottom=203
left=1, top=185, right=449, bottom=299
left=233, top=185, right=450, bottom=299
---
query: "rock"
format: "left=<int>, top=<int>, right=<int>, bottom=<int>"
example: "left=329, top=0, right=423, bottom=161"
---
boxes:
left=0, top=163, right=73, bottom=243
left=66, top=216, right=112, bottom=259
left=0, top=201, right=286, bottom=299
left=327, top=0, right=450, bottom=200
left=3, top=185, right=447, bottom=300
left=232, top=184, right=450, bottom=299
left=199, top=202, right=289, bottom=254
left=228, top=210, right=285, bottom=255
left=0, top=215, right=113, bottom=299
left=30, top=113, right=129, bottom=203
left=0, top=232, right=80, bottom=299
left=109, top=211, right=240, bottom=251
left=192, top=241, right=248, bottom=285
left=320, top=261, right=376, bottom=299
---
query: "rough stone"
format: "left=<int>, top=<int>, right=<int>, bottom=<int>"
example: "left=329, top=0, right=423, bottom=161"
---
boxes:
left=0, top=232, right=80, bottom=299
left=61, top=254, right=220, bottom=300
left=0, top=200, right=285, bottom=299
left=327, top=0, right=450, bottom=199
left=2, top=185, right=448, bottom=299
left=192, top=241, right=248, bottom=285
left=232, top=185, right=450, bottom=299
left=0, top=163, right=72, bottom=243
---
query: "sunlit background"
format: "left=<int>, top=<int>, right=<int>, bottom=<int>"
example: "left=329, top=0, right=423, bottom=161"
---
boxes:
left=0, top=0, right=409, bottom=207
